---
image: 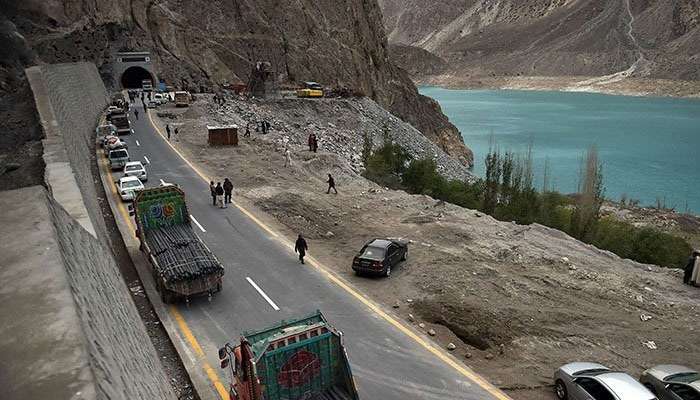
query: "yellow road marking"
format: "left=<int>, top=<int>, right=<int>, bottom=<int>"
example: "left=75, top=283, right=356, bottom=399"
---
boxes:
left=171, top=306, right=229, bottom=399
left=99, top=149, right=229, bottom=400
left=145, top=110, right=511, bottom=399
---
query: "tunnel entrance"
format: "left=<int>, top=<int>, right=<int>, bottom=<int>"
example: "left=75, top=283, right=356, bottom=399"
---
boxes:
left=121, top=66, right=154, bottom=89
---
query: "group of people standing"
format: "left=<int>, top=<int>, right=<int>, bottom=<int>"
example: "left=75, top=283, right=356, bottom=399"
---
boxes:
left=209, top=178, right=234, bottom=208
left=307, top=133, right=318, bottom=153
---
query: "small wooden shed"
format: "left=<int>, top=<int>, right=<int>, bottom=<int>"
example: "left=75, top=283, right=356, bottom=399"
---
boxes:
left=207, top=124, right=238, bottom=146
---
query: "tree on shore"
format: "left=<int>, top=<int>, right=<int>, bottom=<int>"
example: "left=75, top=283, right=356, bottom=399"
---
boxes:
left=570, top=145, right=604, bottom=242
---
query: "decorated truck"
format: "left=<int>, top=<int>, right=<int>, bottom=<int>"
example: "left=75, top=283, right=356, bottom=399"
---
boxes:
left=133, top=186, right=224, bottom=303
left=218, top=311, right=359, bottom=400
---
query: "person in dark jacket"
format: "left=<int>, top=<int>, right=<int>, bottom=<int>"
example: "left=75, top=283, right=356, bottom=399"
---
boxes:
left=683, top=250, right=700, bottom=285
left=166, top=124, right=171, bottom=140
left=326, top=173, right=337, bottom=194
left=215, top=182, right=225, bottom=208
left=209, top=181, right=217, bottom=206
left=223, top=178, right=233, bottom=206
left=294, top=234, right=308, bottom=264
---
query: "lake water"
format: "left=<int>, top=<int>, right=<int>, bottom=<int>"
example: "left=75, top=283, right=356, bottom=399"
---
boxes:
left=419, top=87, right=700, bottom=213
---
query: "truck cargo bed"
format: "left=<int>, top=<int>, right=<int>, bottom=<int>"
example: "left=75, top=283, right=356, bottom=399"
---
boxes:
left=145, top=224, right=223, bottom=283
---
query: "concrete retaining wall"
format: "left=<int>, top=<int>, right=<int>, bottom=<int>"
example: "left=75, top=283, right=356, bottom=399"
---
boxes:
left=48, top=192, right=176, bottom=400
left=27, top=62, right=110, bottom=242
left=12, top=62, right=177, bottom=400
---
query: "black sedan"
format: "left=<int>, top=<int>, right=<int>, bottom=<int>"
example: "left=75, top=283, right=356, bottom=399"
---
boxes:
left=352, top=238, right=408, bottom=277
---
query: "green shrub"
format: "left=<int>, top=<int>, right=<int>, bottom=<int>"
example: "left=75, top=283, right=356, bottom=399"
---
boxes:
left=361, top=140, right=693, bottom=268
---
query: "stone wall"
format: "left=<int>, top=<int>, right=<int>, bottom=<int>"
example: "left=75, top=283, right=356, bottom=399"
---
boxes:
left=48, top=194, right=176, bottom=400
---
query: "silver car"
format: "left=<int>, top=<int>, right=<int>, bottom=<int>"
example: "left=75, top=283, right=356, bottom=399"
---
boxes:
left=554, top=362, right=657, bottom=400
left=640, top=365, right=700, bottom=400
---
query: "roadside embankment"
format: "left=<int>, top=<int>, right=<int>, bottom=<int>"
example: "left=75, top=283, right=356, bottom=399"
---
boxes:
left=0, top=62, right=179, bottom=400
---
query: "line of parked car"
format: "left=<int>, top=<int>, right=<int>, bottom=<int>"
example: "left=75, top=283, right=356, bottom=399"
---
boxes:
left=555, top=362, right=699, bottom=400
left=97, top=114, right=149, bottom=202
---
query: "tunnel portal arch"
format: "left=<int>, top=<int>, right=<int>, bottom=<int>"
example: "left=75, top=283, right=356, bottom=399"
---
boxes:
left=121, top=66, right=154, bottom=89
left=112, top=51, right=159, bottom=90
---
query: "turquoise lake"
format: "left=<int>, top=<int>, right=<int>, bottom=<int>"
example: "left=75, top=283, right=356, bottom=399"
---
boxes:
left=419, top=87, right=700, bottom=213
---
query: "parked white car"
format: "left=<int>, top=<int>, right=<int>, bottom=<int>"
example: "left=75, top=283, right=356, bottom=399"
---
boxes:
left=153, top=93, right=167, bottom=104
left=116, top=176, right=144, bottom=201
left=123, top=161, right=148, bottom=182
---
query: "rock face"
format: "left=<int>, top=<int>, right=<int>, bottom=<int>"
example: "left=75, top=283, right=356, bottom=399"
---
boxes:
left=379, top=0, right=700, bottom=81
left=2, top=0, right=473, bottom=166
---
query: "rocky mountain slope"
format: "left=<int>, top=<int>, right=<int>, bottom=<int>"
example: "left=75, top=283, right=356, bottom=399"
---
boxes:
left=379, top=0, right=700, bottom=83
left=0, top=0, right=473, bottom=166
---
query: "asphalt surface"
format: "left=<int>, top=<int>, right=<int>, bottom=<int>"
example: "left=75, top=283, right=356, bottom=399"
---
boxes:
left=121, top=102, right=501, bottom=400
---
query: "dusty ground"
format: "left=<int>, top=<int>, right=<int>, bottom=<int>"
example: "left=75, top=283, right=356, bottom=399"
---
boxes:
left=153, top=96, right=700, bottom=400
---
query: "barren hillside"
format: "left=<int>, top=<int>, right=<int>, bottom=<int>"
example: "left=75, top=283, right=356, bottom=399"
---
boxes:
left=379, top=0, right=700, bottom=85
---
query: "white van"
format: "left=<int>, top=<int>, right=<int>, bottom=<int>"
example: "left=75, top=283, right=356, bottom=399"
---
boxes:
left=108, top=148, right=130, bottom=170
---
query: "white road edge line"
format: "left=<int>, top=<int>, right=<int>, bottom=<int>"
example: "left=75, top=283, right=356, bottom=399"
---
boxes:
left=143, top=155, right=150, bottom=164
left=190, top=215, right=206, bottom=233
left=136, top=140, right=140, bottom=146
left=246, top=277, right=280, bottom=311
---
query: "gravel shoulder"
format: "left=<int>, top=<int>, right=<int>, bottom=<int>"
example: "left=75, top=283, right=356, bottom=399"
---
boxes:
left=153, top=96, right=700, bottom=400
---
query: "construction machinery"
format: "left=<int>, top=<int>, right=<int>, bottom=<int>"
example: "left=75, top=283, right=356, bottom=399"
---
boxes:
left=296, top=82, right=324, bottom=98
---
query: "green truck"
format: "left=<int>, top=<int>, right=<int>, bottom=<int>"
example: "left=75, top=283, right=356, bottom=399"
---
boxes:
left=133, top=186, right=224, bottom=303
left=218, top=311, right=359, bottom=400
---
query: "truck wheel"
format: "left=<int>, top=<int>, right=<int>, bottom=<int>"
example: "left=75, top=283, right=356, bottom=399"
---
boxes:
left=161, top=289, right=173, bottom=304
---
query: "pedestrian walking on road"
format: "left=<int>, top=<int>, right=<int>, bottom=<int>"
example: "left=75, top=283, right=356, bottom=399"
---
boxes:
left=684, top=250, right=700, bottom=285
left=166, top=124, right=171, bottom=140
left=295, top=234, right=308, bottom=264
left=215, top=182, right=225, bottom=208
left=223, top=178, right=233, bottom=206
left=312, top=134, right=318, bottom=153
left=326, top=173, right=337, bottom=194
left=134, top=108, right=139, bottom=120
left=174, top=127, right=179, bottom=140
left=209, top=181, right=217, bottom=206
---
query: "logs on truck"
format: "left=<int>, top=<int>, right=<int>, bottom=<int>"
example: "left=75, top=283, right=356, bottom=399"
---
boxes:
left=134, top=186, right=224, bottom=303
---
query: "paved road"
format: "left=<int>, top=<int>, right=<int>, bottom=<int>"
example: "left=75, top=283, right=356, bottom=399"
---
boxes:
left=120, top=103, right=505, bottom=400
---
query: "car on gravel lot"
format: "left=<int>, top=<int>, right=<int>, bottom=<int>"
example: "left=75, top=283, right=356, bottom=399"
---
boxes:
left=554, top=362, right=657, bottom=400
left=116, top=176, right=144, bottom=202
left=123, top=161, right=148, bottom=182
left=640, top=365, right=700, bottom=400
left=351, top=238, right=407, bottom=277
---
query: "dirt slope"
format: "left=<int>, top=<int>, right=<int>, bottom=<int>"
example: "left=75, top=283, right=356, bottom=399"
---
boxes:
left=1, top=0, right=472, bottom=165
left=379, top=0, right=700, bottom=86
left=154, top=96, right=700, bottom=400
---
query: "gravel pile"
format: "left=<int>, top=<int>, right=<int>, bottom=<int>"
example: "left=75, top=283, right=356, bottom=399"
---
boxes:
left=201, top=95, right=475, bottom=182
